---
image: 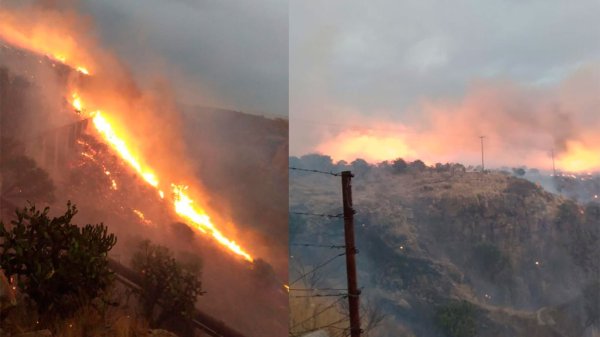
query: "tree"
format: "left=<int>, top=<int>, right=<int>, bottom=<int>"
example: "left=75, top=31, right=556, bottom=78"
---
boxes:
left=434, top=300, right=477, bottom=337
left=409, top=160, right=427, bottom=172
left=392, top=158, right=408, bottom=173
left=0, top=203, right=116, bottom=320
left=351, top=158, right=371, bottom=175
left=131, top=240, right=203, bottom=327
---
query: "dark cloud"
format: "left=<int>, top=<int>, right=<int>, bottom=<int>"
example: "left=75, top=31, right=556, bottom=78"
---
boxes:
left=83, top=0, right=288, bottom=116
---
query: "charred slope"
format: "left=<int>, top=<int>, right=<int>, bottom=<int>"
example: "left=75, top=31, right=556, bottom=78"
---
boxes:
left=290, top=155, right=600, bottom=337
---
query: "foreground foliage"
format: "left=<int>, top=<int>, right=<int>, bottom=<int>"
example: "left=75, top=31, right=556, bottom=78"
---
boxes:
left=131, top=240, right=203, bottom=327
left=0, top=203, right=117, bottom=320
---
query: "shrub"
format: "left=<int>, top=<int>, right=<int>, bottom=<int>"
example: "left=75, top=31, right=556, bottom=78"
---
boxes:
left=392, top=158, right=408, bottom=173
left=435, top=300, right=477, bottom=337
left=469, top=242, right=510, bottom=282
left=131, top=240, right=203, bottom=327
left=0, top=202, right=116, bottom=319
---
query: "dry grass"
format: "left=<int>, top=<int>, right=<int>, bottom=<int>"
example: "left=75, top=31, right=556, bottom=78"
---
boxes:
left=53, top=305, right=149, bottom=337
left=1, top=285, right=150, bottom=337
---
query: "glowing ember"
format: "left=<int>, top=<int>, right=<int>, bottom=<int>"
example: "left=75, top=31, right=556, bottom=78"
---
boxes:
left=132, top=209, right=152, bottom=226
left=72, top=93, right=83, bottom=112
left=76, top=67, right=90, bottom=75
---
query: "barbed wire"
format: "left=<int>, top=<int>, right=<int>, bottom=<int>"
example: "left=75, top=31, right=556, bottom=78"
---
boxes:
left=290, top=252, right=346, bottom=286
left=292, top=293, right=349, bottom=298
left=294, top=318, right=349, bottom=337
left=289, top=287, right=348, bottom=292
left=291, top=243, right=346, bottom=249
left=291, top=211, right=344, bottom=218
left=290, top=295, right=348, bottom=331
left=290, top=167, right=341, bottom=177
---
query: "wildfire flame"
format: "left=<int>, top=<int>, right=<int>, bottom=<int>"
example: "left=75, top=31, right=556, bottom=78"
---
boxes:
left=92, top=112, right=160, bottom=188
left=0, top=10, right=254, bottom=262
left=70, top=95, right=254, bottom=262
left=555, top=141, right=600, bottom=173
left=171, top=184, right=252, bottom=261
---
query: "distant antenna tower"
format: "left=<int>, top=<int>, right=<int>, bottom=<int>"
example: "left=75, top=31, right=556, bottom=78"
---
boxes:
left=480, top=136, right=486, bottom=172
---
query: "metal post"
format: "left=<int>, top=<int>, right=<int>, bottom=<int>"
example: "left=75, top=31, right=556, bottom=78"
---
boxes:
left=341, top=171, right=361, bottom=337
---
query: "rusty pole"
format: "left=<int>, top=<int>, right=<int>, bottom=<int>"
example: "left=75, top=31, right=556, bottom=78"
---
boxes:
left=341, top=171, right=361, bottom=337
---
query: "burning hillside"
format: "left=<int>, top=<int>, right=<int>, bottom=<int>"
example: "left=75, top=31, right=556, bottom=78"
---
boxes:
left=0, top=2, right=254, bottom=262
left=0, top=2, right=288, bottom=335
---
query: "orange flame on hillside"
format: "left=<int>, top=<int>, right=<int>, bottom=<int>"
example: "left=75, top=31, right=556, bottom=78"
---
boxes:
left=70, top=96, right=253, bottom=262
left=555, top=141, right=600, bottom=173
left=1, top=7, right=254, bottom=262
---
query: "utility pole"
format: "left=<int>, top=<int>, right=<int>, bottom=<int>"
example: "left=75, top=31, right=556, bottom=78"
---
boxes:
left=551, top=149, right=556, bottom=176
left=480, top=136, right=486, bottom=172
left=341, top=171, right=361, bottom=337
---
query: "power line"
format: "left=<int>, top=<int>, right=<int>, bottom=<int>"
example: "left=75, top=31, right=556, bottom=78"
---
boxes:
left=291, top=243, right=346, bottom=249
left=290, top=167, right=341, bottom=176
left=289, top=288, right=348, bottom=292
left=290, top=211, right=344, bottom=218
left=290, top=252, right=346, bottom=285
left=295, top=318, right=350, bottom=337
left=290, top=295, right=348, bottom=331
left=292, top=293, right=349, bottom=298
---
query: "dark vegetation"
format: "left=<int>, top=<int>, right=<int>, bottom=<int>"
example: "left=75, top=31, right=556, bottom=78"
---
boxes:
left=0, top=203, right=204, bottom=336
left=0, top=203, right=116, bottom=329
left=434, top=300, right=477, bottom=337
left=132, top=240, right=203, bottom=331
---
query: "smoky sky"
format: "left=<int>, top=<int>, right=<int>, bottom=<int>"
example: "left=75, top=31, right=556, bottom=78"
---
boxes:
left=290, top=0, right=600, bottom=156
left=81, top=0, right=288, bottom=117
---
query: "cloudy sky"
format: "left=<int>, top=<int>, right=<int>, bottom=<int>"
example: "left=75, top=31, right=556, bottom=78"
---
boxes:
left=290, top=0, right=600, bottom=163
left=83, top=0, right=288, bottom=117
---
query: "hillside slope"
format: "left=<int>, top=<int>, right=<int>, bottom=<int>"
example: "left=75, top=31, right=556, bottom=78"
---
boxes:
left=290, top=155, right=600, bottom=337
